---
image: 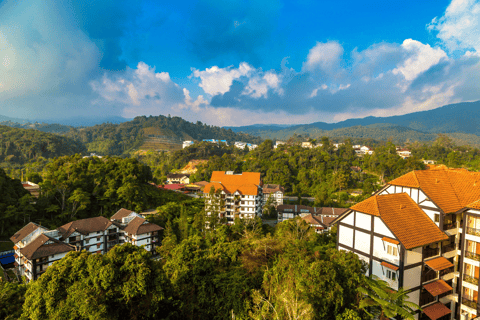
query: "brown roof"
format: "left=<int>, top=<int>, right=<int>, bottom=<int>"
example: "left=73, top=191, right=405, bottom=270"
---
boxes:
left=317, top=216, right=337, bottom=227
left=20, top=234, right=75, bottom=260
left=382, top=237, right=399, bottom=245
left=350, top=193, right=448, bottom=249
left=423, top=279, right=452, bottom=296
left=57, top=216, right=113, bottom=239
left=381, top=261, right=399, bottom=271
left=317, top=207, right=348, bottom=216
left=123, top=217, right=146, bottom=235
left=389, top=166, right=480, bottom=213
left=301, top=214, right=325, bottom=227
left=10, top=222, right=40, bottom=243
left=193, top=181, right=209, bottom=187
left=263, top=184, right=284, bottom=194
left=111, top=208, right=134, bottom=221
left=424, top=257, right=454, bottom=271
left=422, top=302, right=451, bottom=320
left=167, top=173, right=190, bottom=179
left=137, top=223, right=163, bottom=234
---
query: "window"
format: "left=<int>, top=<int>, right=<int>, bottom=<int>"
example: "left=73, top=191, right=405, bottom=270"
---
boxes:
left=387, top=244, right=398, bottom=256
left=85, top=239, right=90, bottom=244
left=97, top=244, right=101, bottom=248
left=435, top=214, right=440, bottom=223
left=97, top=237, right=101, bottom=241
left=386, top=270, right=396, bottom=281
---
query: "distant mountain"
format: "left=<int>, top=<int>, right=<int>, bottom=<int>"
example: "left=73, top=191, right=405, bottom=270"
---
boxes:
left=0, top=115, right=30, bottom=124
left=35, top=116, right=132, bottom=127
left=228, top=101, right=480, bottom=136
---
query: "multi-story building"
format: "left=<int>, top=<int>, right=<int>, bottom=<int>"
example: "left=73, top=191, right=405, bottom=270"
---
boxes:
left=334, top=166, right=480, bottom=320
left=277, top=204, right=347, bottom=224
left=12, top=209, right=162, bottom=282
left=262, top=184, right=284, bottom=206
left=203, top=171, right=263, bottom=224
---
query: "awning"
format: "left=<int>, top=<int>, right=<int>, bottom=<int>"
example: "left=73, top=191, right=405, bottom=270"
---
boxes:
left=422, top=302, right=451, bottom=320
left=382, top=237, right=399, bottom=245
left=423, top=279, right=452, bottom=296
left=424, top=257, right=454, bottom=271
left=381, top=261, right=399, bottom=271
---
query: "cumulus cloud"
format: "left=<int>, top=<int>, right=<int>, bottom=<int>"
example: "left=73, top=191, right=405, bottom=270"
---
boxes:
left=192, top=63, right=253, bottom=96
left=429, top=0, right=480, bottom=52
left=303, top=41, right=344, bottom=73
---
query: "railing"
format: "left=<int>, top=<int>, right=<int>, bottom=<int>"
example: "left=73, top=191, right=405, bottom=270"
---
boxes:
left=440, top=266, right=455, bottom=277
left=467, top=227, right=480, bottom=237
left=443, top=222, right=456, bottom=230
left=465, top=251, right=480, bottom=261
left=464, top=274, right=479, bottom=285
left=442, top=243, right=456, bottom=254
left=462, top=297, right=477, bottom=309
left=424, top=247, right=439, bottom=259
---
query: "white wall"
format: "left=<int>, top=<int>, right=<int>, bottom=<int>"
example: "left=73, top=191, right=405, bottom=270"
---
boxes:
left=339, top=225, right=354, bottom=248
left=405, top=247, right=422, bottom=266
left=342, top=212, right=354, bottom=226
left=404, top=266, right=422, bottom=290
left=373, top=235, right=400, bottom=265
left=371, top=260, right=399, bottom=290
left=373, top=217, right=395, bottom=238
left=356, top=212, right=371, bottom=231
left=354, top=230, right=370, bottom=254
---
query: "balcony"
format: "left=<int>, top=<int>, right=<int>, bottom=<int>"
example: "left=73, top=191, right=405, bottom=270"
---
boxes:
left=467, top=227, right=480, bottom=237
left=424, top=247, right=439, bottom=259
left=462, top=297, right=477, bottom=310
left=440, top=267, right=455, bottom=278
left=464, top=274, right=479, bottom=286
left=443, top=222, right=457, bottom=231
left=465, top=251, right=480, bottom=262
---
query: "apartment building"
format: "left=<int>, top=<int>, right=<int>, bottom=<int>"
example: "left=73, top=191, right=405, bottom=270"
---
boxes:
left=203, top=171, right=263, bottom=224
left=12, top=209, right=162, bottom=282
left=334, top=166, right=480, bottom=320
left=262, top=184, right=284, bottom=206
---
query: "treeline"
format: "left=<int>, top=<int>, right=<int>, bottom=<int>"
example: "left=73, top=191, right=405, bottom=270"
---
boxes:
left=0, top=155, right=191, bottom=238
left=1, top=218, right=418, bottom=320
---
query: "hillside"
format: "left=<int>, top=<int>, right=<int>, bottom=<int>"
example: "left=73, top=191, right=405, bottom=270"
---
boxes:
left=61, top=115, right=263, bottom=155
left=0, top=125, right=87, bottom=165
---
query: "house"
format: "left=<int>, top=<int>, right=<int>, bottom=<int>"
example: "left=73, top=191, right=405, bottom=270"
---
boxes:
left=203, top=171, right=263, bottom=224
left=274, top=141, right=286, bottom=149
left=12, top=209, right=162, bottom=282
left=262, top=184, right=285, bottom=206
left=334, top=165, right=480, bottom=320
left=277, top=205, right=347, bottom=224
left=234, top=141, right=247, bottom=149
left=166, top=173, right=190, bottom=184
left=183, top=140, right=194, bottom=149
left=22, top=181, right=41, bottom=198
left=397, top=149, right=412, bottom=159
left=302, top=142, right=314, bottom=149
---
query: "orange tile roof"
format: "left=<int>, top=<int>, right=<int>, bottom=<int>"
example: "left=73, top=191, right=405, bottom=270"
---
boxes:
left=424, top=256, right=454, bottom=271
left=350, top=193, right=448, bottom=249
left=423, top=279, right=452, bottom=296
left=382, top=237, right=399, bottom=245
left=467, top=199, right=480, bottom=210
left=422, top=302, right=451, bottom=320
left=204, top=172, right=261, bottom=196
left=389, top=167, right=480, bottom=213
left=381, top=261, right=399, bottom=271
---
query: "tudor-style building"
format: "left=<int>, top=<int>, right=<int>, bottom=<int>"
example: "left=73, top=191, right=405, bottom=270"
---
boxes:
left=12, top=209, right=162, bottom=282
left=334, top=166, right=480, bottom=320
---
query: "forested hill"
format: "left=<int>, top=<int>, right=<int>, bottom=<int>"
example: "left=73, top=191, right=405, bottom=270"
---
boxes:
left=0, top=125, right=87, bottom=164
left=61, top=115, right=263, bottom=155
left=227, top=100, right=480, bottom=135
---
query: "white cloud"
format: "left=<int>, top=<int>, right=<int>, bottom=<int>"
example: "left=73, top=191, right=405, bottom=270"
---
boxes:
left=392, top=39, right=447, bottom=81
left=243, top=71, right=283, bottom=98
left=429, top=0, right=480, bottom=52
left=303, top=41, right=343, bottom=72
left=191, top=63, right=253, bottom=96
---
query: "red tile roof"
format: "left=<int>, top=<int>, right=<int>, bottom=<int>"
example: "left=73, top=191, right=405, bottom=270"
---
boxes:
left=424, top=257, right=454, bottom=271
left=422, top=302, right=451, bottom=320
left=382, top=237, right=399, bottom=245
left=204, top=171, right=261, bottom=196
left=381, top=261, right=399, bottom=271
left=423, top=279, right=452, bottom=296
left=350, top=193, right=448, bottom=249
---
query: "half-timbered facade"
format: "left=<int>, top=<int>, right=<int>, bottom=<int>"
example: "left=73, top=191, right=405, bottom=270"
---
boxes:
left=335, top=166, right=480, bottom=320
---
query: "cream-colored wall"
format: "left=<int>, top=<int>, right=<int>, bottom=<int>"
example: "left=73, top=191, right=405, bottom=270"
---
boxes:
left=342, top=212, right=354, bottom=225
left=405, top=247, right=422, bottom=265
left=354, top=230, right=370, bottom=254
left=373, top=217, right=395, bottom=238
left=403, top=266, right=422, bottom=290
left=339, top=225, right=354, bottom=248
left=356, top=212, right=371, bottom=231
left=373, top=235, right=400, bottom=265
left=405, top=289, right=420, bottom=307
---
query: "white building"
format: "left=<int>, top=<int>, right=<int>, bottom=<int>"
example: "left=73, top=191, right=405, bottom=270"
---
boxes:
left=183, top=141, right=194, bottom=148
left=203, top=171, right=263, bottom=224
left=334, top=166, right=480, bottom=320
left=274, top=141, right=286, bottom=149
left=262, top=184, right=284, bottom=206
left=12, top=209, right=162, bottom=282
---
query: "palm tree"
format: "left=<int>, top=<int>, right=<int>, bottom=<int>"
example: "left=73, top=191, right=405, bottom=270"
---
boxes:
left=357, top=275, right=421, bottom=320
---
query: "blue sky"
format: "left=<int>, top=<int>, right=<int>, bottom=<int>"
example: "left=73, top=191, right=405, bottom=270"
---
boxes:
left=1, top=0, right=480, bottom=126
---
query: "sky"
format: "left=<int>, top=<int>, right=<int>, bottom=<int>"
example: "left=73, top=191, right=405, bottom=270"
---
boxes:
left=1, top=0, right=480, bottom=126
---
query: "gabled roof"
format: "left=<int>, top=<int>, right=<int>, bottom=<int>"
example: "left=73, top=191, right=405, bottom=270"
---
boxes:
left=389, top=166, right=480, bottom=213
left=263, top=184, right=284, bottom=194
left=111, top=208, right=134, bottom=221
left=210, top=171, right=261, bottom=185
left=167, top=173, right=190, bottom=179
left=203, top=182, right=259, bottom=195
left=57, top=216, right=112, bottom=239
left=10, top=222, right=41, bottom=244
left=350, top=193, right=448, bottom=249
left=137, top=223, right=163, bottom=234
left=20, top=234, right=75, bottom=260
left=301, top=214, right=325, bottom=227
left=123, top=217, right=146, bottom=235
